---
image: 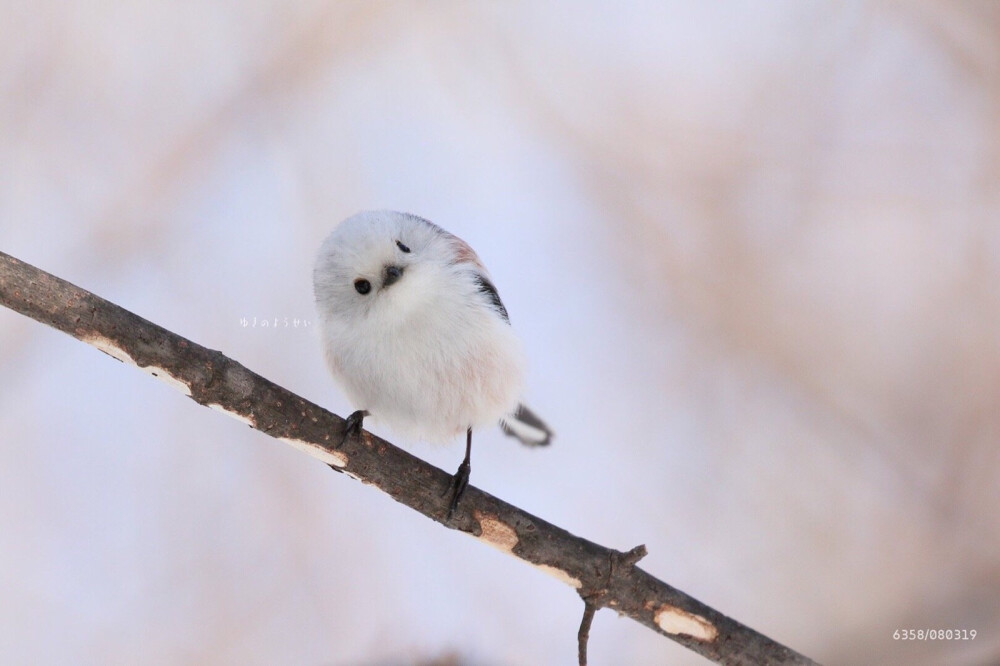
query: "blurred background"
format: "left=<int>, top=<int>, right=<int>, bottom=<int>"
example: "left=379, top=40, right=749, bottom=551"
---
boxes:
left=2, top=1, right=999, bottom=664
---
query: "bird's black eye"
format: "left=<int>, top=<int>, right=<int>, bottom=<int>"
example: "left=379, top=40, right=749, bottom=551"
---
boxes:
left=354, top=278, right=371, bottom=295
left=396, top=240, right=411, bottom=253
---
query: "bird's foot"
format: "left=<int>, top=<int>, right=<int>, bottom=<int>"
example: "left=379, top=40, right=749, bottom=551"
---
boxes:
left=337, top=409, right=369, bottom=449
left=445, top=457, right=471, bottom=519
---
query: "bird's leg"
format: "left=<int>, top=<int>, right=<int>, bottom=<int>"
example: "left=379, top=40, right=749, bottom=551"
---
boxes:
left=446, top=428, right=473, bottom=519
left=337, top=409, right=369, bottom=449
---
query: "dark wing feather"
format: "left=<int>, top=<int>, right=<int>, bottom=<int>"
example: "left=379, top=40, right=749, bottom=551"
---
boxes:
left=473, top=274, right=510, bottom=324
left=500, top=403, right=552, bottom=447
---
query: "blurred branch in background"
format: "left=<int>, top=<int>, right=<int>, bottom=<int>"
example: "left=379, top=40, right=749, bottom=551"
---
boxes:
left=0, top=250, right=818, bottom=665
left=4, top=2, right=999, bottom=663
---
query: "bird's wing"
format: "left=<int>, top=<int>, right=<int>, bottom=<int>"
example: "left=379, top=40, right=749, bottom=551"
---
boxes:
left=471, top=273, right=510, bottom=323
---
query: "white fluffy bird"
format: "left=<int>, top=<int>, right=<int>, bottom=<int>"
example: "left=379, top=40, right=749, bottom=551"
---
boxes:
left=313, top=210, right=551, bottom=515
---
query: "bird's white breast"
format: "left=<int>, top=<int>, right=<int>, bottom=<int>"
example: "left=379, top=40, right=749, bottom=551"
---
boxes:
left=322, top=269, right=524, bottom=444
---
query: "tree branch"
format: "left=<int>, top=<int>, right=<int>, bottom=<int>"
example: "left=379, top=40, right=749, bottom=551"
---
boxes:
left=0, top=250, right=819, bottom=665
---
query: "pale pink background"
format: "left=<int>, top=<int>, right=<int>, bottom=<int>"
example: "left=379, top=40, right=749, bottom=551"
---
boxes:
left=2, top=2, right=999, bottom=664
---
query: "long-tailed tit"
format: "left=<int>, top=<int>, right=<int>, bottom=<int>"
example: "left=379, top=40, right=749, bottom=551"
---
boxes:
left=313, top=210, right=552, bottom=516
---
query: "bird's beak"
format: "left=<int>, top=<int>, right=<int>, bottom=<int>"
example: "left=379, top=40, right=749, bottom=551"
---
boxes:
left=383, top=265, right=404, bottom=288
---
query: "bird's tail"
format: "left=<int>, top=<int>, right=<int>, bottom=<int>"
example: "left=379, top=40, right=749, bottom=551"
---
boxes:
left=500, top=403, right=553, bottom=447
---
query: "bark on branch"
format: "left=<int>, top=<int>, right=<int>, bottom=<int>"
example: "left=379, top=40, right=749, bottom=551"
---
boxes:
left=0, top=251, right=818, bottom=665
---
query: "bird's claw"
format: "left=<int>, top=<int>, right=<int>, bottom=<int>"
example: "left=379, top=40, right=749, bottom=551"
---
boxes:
left=445, top=459, right=471, bottom=519
left=337, top=409, right=369, bottom=449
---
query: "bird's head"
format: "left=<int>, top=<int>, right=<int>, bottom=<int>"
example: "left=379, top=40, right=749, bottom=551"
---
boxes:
left=313, top=210, right=464, bottom=329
